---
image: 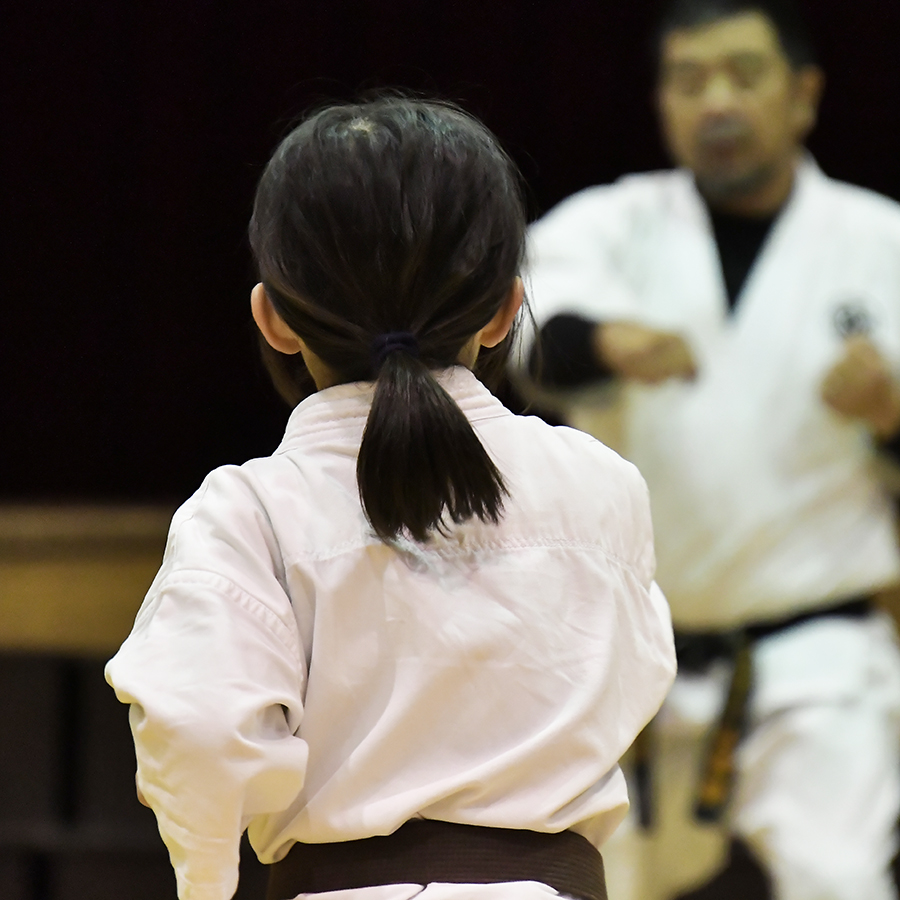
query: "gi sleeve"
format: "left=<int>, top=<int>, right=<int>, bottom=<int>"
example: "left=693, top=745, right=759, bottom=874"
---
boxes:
left=517, top=185, right=644, bottom=386
left=525, top=186, right=643, bottom=317
left=105, top=472, right=309, bottom=900
left=619, top=458, right=677, bottom=701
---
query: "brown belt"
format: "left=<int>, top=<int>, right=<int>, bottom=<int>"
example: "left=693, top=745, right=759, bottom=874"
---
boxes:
left=267, top=819, right=607, bottom=900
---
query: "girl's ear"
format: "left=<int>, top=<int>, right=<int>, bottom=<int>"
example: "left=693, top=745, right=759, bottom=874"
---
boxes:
left=479, top=277, right=525, bottom=348
left=251, top=283, right=304, bottom=355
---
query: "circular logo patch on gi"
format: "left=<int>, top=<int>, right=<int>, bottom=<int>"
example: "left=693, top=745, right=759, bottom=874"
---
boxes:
left=832, top=301, right=873, bottom=338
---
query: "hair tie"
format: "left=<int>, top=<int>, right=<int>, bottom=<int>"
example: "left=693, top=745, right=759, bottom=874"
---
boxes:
left=371, top=332, right=420, bottom=371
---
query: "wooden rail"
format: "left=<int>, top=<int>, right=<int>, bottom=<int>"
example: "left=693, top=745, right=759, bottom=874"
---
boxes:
left=0, top=506, right=173, bottom=656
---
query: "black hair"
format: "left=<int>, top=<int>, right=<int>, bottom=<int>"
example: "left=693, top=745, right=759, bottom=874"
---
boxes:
left=656, top=0, right=817, bottom=69
left=249, top=96, right=527, bottom=543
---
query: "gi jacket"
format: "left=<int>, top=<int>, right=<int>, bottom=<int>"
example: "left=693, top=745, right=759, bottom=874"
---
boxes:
left=106, top=367, right=676, bottom=900
left=526, top=159, right=900, bottom=629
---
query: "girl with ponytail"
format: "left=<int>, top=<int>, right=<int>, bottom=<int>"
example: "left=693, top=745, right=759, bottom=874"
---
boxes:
left=107, top=96, right=676, bottom=900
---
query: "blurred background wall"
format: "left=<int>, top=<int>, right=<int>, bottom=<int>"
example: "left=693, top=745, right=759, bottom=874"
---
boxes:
left=4, top=0, right=900, bottom=503
left=1, top=1, right=899, bottom=897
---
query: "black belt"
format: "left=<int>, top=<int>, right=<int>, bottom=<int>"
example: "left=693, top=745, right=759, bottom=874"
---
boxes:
left=680, top=595, right=873, bottom=822
left=267, top=819, right=607, bottom=900
left=675, top=596, right=873, bottom=675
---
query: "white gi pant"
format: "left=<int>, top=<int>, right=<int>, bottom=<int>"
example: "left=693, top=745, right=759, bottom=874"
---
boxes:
left=604, top=611, right=900, bottom=900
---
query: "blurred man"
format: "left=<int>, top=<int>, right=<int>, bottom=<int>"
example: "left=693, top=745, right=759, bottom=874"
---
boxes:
left=523, top=1, right=900, bottom=899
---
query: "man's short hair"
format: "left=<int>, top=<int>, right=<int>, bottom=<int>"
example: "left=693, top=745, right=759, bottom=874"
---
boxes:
left=656, top=0, right=817, bottom=69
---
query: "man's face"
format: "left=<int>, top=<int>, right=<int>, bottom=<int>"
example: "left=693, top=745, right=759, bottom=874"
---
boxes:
left=657, top=11, right=818, bottom=202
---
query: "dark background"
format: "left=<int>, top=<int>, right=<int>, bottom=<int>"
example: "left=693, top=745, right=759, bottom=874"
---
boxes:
left=4, top=0, right=900, bottom=506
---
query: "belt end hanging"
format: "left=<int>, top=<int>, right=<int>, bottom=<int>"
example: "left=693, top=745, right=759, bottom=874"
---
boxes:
left=693, top=633, right=753, bottom=823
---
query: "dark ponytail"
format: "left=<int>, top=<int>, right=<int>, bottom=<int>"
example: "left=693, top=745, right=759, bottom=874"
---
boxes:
left=250, top=96, right=526, bottom=542
left=358, top=350, right=507, bottom=542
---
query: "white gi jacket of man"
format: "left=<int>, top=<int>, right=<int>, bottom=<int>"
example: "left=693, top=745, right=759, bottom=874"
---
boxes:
left=523, top=159, right=900, bottom=900
left=106, top=367, right=677, bottom=900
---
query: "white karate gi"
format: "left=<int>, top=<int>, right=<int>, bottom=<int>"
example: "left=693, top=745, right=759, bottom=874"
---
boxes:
left=105, top=366, right=676, bottom=900
left=523, top=159, right=900, bottom=900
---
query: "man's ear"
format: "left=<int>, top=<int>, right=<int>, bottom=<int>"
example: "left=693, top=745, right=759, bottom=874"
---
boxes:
left=479, top=277, right=525, bottom=348
left=792, top=65, right=824, bottom=141
left=251, top=283, right=303, bottom=355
